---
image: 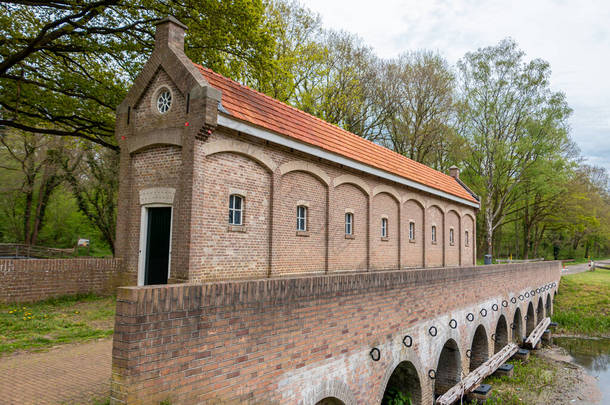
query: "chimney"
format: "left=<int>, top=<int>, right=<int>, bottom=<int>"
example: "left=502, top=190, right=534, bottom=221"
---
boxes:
left=449, top=165, right=460, bottom=179
left=155, top=16, right=187, bottom=50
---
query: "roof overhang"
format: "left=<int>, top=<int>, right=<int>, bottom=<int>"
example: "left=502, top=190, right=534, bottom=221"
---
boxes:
left=218, top=114, right=480, bottom=209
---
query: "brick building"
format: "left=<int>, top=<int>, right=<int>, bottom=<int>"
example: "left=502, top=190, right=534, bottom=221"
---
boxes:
left=114, top=17, right=480, bottom=286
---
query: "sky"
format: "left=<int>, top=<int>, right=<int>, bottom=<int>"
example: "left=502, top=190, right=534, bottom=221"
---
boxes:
left=301, top=0, right=610, bottom=172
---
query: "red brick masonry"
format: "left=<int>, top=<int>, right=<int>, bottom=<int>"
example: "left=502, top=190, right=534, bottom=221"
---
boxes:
left=111, top=261, right=561, bottom=405
left=0, top=258, right=123, bottom=303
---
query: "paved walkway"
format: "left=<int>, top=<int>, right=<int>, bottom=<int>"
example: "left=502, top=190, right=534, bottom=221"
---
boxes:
left=562, top=262, right=594, bottom=275
left=0, top=338, right=112, bottom=405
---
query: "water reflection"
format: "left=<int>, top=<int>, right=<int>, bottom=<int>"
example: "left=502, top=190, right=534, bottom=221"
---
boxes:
left=554, top=337, right=610, bottom=402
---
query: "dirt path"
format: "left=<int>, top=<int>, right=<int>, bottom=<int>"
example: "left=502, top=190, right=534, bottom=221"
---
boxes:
left=0, top=338, right=112, bottom=405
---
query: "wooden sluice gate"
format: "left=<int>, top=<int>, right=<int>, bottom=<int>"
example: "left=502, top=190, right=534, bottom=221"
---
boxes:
left=525, top=317, right=551, bottom=349
left=435, top=343, right=519, bottom=405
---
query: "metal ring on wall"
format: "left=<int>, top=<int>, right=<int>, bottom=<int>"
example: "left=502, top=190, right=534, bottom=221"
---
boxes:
left=525, top=292, right=530, bottom=298
left=428, top=369, right=436, bottom=379
left=492, top=304, right=499, bottom=311
left=429, top=326, right=437, bottom=337
left=491, top=333, right=496, bottom=342
left=480, top=308, right=487, bottom=317
left=519, top=295, right=524, bottom=301
left=530, top=290, right=535, bottom=296
left=370, top=348, right=381, bottom=361
left=403, top=335, right=413, bottom=348
left=466, top=349, right=472, bottom=358
left=467, top=313, right=475, bottom=322
left=511, top=297, right=517, bottom=304
left=502, top=300, right=508, bottom=308
left=449, top=319, right=457, bottom=329
left=510, top=323, right=516, bottom=330
left=524, top=315, right=529, bottom=321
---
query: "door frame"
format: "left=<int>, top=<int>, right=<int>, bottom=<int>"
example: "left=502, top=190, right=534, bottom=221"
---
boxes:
left=138, top=204, right=173, bottom=286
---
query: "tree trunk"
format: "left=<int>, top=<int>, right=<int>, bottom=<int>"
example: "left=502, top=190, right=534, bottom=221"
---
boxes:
left=31, top=169, right=60, bottom=246
left=486, top=205, right=494, bottom=256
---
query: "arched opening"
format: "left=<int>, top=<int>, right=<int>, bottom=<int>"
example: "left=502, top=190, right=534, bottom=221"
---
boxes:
left=435, top=339, right=461, bottom=399
left=494, top=315, right=509, bottom=353
left=526, top=302, right=535, bottom=337
left=469, top=325, right=489, bottom=371
left=512, top=307, right=523, bottom=344
left=537, top=297, right=544, bottom=323
left=316, top=398, right=345, bottom=405
left=381, top=361, right=422, bottom=405
left=546, top=293, right=552, bottom=317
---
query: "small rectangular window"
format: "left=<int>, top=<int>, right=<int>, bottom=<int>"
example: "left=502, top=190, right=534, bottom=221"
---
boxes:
left=345, top=212, right=353, bottom=235
left=409, top=222, right=415, bottom=240
left=229, top=194, right=243, bottom=225
left=431, top=225, right=437, bottom=243
left=297, top=205, right=307, bottom=231
left=381, top=218, right=388, bottom=238
left=465, top=231, right=469, bottom=247
left=449, top=228, right=454, bottom=245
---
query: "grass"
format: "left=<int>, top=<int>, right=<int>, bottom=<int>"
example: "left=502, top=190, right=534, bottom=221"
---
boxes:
left=481, top=356, right=557, bottom=404
left=552, top=267, right=610, bottom=336
left=0, top=293, right=115, bottom=355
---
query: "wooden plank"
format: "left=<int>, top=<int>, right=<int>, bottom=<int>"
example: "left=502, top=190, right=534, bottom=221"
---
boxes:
left=525, top=317, right=551, bottom=348
left=436, top=343, right=519, bottom=405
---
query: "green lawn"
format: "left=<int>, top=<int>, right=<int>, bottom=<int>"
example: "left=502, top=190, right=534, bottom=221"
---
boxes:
left=482, top=356, right=556, bottom=404
left=0, top=294, right=115, bottom=354
left=552, top=267, right=610, bottom=336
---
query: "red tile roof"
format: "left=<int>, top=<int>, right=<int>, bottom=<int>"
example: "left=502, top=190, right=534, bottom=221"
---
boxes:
left=194, top=64, right=478, bottom=205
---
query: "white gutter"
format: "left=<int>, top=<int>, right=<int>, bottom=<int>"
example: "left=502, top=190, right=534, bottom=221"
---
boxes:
left=218, top=114, right=480, bottom=209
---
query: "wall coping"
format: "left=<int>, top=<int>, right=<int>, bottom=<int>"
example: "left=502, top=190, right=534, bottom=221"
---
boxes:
left=117, top=261, right=561, bottom=310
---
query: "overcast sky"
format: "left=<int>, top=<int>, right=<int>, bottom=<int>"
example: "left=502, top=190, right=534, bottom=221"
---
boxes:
left=302, top=0, right=610, bottom=172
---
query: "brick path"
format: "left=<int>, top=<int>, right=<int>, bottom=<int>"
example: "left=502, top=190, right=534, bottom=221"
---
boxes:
left=0, top=338, right=112, bottom=405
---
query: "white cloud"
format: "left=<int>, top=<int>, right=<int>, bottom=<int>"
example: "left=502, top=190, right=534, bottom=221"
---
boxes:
left=302, top=0, right=610, bottom=171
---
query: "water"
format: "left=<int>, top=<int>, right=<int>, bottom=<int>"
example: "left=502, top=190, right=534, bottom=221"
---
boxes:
left=554, top=337, right=610, bottom=403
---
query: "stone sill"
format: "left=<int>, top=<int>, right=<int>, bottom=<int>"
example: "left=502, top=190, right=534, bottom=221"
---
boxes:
left=345, top=234, right=355, bottom=240
left=296, top=231, right=310, bottom=237
left=228, top=225, right=247, bottom=233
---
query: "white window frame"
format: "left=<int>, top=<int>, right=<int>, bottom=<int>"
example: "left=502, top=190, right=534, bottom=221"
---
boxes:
left=381, top=217, right=388, bottom=238
left=449, top=228, right=455, bottom=245
left=345, top=212, right=354, bottom=235
left=137, top=204, right=173, bottom=287
left=431, top=225, right=437, bottom=243
left=229, top=194, right=244, bottom=225
left=409, top=221, right=415, bottom=241
left=465, top=230, right=470, bottom=247
left=297, top=205, right=307, bottom=231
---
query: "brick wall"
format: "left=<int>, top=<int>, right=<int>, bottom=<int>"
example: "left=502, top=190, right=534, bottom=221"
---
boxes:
left=110, top=261, right=561, bottom=405
left=0, top=258, right=123, bottom=303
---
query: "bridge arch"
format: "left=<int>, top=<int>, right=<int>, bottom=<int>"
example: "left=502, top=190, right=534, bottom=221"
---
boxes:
left=537, top=296, right=544, bottom=323
left=380, top=360, right=422, bottom=405
left=546, top=293, right=552, bottom=317
left=526, top=302, right=535, bottom=336
left=511, top=307, right=524, bottom=344
left=315, top=398, right=344, bottom=405
left=307, top=379, right=357, bottom=405
left=493, top=314, right=509, bottom=353
left=434, top=338, right=461, bottom=398
left=469, top=324, right=489, bottom=372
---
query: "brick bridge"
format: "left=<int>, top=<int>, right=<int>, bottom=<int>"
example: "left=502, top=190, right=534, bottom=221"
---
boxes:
left=110, top=261, right=560, bottom=404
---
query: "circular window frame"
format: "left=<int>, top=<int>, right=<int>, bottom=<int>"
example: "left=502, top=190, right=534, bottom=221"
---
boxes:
left=152, top=86, right=173, bottom=115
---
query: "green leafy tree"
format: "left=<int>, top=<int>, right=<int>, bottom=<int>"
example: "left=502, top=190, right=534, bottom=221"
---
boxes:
left=0, top=0, right=276, bottom=150
left=456, top=38, right=572, bottom=256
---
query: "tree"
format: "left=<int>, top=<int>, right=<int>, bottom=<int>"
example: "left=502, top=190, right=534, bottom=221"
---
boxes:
left=0, top=0, right=276, bottom=150
left=61, top=146, right=118, bottom=254
left=0, top=130, right=69, bottom=245
left=382, top=51, right=457, bottom=169
left=456, top=39, right=572, bottom=256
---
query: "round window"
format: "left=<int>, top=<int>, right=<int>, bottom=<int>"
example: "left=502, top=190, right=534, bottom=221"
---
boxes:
left=156, top=90, right=172, bottom=114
